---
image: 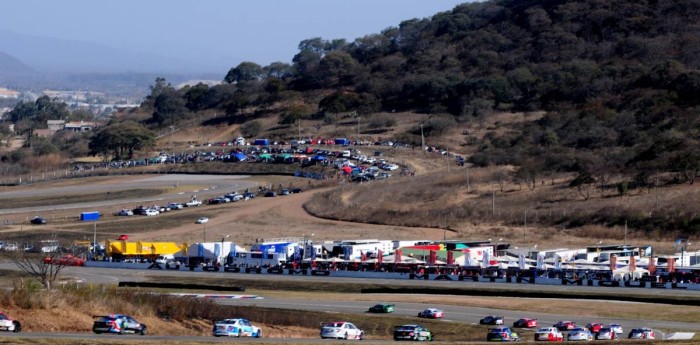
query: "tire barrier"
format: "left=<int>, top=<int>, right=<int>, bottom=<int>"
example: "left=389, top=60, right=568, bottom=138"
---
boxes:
left=624, top=281, right=646, bottom=288
left=287, top=269, right=308, bottom=275
left=433, top=274, right=453, bottom=281
left=245, top=267, right=262, bottom=274
left=267, top=267, right=284, bottom=274
left=311, top=270, right=331, bottom=276
left=118, top=281, right=245, bottom=291
left=225, top=266, right=241, bottom=273
left=458, top=275, right=479, bottom=282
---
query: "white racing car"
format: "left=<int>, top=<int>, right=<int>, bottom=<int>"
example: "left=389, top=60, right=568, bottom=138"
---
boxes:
left=320, top=321, right=365, bottom=340
left=213, top=318, right=262, bottom=337
left=0, top=311, right=20, bottom=332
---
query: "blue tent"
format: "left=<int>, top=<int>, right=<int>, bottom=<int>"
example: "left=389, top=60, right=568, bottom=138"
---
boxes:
left=233, top=153, right=246, bottom=161
left=313, top=155, right=326, bottom=161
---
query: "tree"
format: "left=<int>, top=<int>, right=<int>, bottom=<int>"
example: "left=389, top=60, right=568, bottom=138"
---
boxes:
left=514, top=159, right=541, bottom=191
left=570, top=169, right=596, bottom=200
left=184, top=83, right=210, bottom=111
left=7, top=242, right=71, bottom=290
left=492, top=169, right=509, bottom=192
left=153, top=90, right=188, bottom=125
left=89, top=121, right=155, bottom=160
left=224, top=61, right=264, bottom=84
left=240, top=120, right=262, bottom=137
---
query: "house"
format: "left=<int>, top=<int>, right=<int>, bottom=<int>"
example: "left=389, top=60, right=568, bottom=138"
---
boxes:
left=64, top=121, right=97, bottom=132
left=47, top=120, right=66, bottom=131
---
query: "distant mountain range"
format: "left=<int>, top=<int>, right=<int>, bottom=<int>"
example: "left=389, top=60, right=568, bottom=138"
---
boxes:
left=0, top=29, right=229, bottom=96
left=0, top=51, right=35, bottom=75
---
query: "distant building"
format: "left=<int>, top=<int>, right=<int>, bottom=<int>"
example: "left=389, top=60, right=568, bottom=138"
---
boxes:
left=33, top=129, right=55, bottom=138
left=0, top=88, right=20, bottom=99
left=64, top=121, right=97, bottom=132
left=47, top=120, right=66, bottom=131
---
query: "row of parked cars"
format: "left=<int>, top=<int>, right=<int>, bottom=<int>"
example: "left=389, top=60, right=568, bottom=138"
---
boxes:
left=481, top=315, right=655, bottom=341
left=115, top=199, right=202, bottom=217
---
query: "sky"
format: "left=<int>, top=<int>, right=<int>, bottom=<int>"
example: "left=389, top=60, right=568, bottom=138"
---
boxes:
left=0, top=0, right=468, bottom=71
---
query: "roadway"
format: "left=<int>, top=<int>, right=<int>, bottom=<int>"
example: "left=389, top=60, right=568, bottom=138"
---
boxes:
left=0, top=174, right=258, bottom=214
left=0, top=263, right=699, bottom=344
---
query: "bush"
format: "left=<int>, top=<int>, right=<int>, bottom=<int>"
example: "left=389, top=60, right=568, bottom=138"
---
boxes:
left=240, top=120, right=262, bottom=137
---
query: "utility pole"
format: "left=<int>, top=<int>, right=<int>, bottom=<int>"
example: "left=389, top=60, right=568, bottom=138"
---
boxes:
left=93, top=221, right=97, bottom=260
left=466, top=164, right=471, bottom=193
left=655, top=178, right=659, bottom=211
left=420, top=123, right=425, bottom=153
left=492, top=184, right=496, bottom=215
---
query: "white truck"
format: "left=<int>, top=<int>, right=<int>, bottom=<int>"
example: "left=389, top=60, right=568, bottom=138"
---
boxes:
left=185, top=198, right=202, bottom=207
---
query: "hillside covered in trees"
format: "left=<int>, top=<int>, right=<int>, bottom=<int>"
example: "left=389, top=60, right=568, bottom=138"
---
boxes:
left=3, top=0, right=699, bottom=189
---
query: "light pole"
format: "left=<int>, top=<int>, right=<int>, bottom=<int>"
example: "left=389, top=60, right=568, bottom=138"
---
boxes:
left=420, top=123, right=425, bottom=153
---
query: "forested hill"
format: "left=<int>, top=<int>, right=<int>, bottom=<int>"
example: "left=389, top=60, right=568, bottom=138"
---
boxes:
left=285, top=0, right=700, bottom=186
left=9, top=0, right=697, bottom=189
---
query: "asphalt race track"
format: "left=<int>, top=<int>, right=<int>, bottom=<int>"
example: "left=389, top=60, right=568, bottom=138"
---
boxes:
left=0, top=263, right=698, bottom=342
left=0, top=174, right=258, bottom=214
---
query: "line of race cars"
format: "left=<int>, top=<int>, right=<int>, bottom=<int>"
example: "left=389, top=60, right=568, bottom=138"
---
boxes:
left=480, top=315, right=656, bottom=342
left=0, top=307, right=658, bottom=341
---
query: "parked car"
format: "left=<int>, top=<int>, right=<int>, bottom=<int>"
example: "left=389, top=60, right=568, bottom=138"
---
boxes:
left=320, top=321, right=364, bottom=340
left=0, top=311, right=21, bottom=332
left=567, top=328, right=594, bottom=341
left=118, top=234, right=129, bottom=241
left=144, top=209, right=159, bottom=216
left=417, top=308, right=444, bottom=319
left=535, top=327, right=564, bottom=341
left=609, top=324, right=623, bottom=337
left=554, top=321, right=576, bottom=331
left=628, top=328, right=655, bottom=340
left=586, top=323, right=604, bottom=334
left=167, top=202, right=184, bottom=210
left=93, top=314, right=147, bottom=335
left=226, top=193, right=244, bottom=201
left=480, top=315, right=505, bottom=325
left=43, top=254, right=86, bottom=266
left=196, top=217, right=209, bottom=224
left=280, top=189, right=291, bottom=195
left=132, top=206, right=148, bottom=215
left=595, top=327, right=617, bottom=340
left=368, top=303, right=395, bottom=313
left=486, top=327, right=520, bottom=342
left=115, top=209, right=134, bottom=216
left=513, top=318, right=538, bottom=328
left=212, top=318, right=262, bottom=338
left=394, top=324, right=433, bottom=341
left=291, top=188, right=303, bottom=193
left=243, top=192, right=256, bottom=199
left=185, top=199, right=202, bottom=207
left=30, top=216, right=46, bottom=225
left=264, top=191, right=277, bottom=197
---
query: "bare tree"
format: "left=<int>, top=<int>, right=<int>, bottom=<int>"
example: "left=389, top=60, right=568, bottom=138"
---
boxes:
left=492, top=169, right=508, bottom=192
left=7, top=241, right=70, bottom=291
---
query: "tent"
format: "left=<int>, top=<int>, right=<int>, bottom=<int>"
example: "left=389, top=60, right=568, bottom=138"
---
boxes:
left=232, top=153, right=246, bottom=162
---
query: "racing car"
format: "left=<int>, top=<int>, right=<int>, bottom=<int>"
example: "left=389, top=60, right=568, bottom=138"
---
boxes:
left=213, top=318, right=262, bottom=337
left=513, top=318, right=538, bottom=328
left=417, top=308, right=444, bottom=319
left=394, top=324, right=433, bottom=341
left=320, top=321, right=365, bottom=340
left=368, top=303, right=395, bottom=313
left=0, top=311, right=20, bottom=332
left=480, top=315, right=505, bottom=325
left=93, top=314, right=147, bottom=335
left=487, top=327, right=520, bottom=342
